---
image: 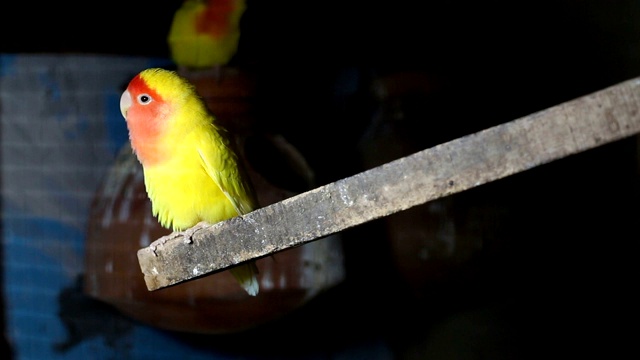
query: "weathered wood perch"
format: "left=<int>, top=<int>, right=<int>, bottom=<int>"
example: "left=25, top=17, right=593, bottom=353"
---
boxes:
left=138, top=76, right=640, bottom=291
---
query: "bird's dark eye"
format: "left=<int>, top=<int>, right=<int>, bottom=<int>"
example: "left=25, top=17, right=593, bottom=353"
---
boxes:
left=137, top=94, right=152, bottom=105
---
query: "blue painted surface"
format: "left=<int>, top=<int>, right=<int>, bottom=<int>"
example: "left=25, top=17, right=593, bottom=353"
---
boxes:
left=0, top=54, right=238, bottom=360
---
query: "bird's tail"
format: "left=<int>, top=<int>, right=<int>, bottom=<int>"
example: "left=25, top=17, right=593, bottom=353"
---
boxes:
left=229, top=261, right=259, bottom=296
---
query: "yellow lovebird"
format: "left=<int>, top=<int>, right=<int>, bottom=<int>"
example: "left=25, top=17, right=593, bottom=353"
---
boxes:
left=119, top=68, right=259, bottom=296
left=168, top=0, right=247, bottom=69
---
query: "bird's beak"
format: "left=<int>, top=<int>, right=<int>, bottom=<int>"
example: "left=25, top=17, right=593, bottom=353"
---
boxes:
left=120, top=90, right=132, bottom=119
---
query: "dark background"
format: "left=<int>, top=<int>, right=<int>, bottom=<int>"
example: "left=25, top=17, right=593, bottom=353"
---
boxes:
left=2, top=1, right=640, bottom=359
left=3, top=1, right=640, bottom=153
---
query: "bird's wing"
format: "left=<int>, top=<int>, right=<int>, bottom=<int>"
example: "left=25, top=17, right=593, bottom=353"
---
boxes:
left=196, top=127, right=256, bottom=216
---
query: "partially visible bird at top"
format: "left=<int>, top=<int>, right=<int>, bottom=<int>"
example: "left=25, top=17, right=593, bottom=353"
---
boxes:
left=168, top=0, right=247, bottom=73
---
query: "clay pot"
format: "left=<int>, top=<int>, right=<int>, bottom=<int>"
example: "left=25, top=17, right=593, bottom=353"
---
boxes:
left=359, top=71, right=481, bottom=294
left=83, top=68, right=345, bottom=334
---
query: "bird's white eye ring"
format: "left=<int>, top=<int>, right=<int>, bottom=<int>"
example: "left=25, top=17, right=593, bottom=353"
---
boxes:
left=137, top=94, right=153, bottom=105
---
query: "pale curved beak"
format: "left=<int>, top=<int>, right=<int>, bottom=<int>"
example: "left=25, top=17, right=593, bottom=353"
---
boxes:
left=120, top=90, right=132, bottom=119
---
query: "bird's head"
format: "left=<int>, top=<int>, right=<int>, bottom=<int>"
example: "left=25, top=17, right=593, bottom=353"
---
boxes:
left=120, top=68, right=194, bottom=165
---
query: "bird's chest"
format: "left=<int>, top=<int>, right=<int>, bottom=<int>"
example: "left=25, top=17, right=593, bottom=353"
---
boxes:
left=143, top=161, right=235, bottom=230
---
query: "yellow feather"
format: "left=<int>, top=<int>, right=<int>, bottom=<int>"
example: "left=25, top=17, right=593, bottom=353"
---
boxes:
left=121, top=68, right=259, bottom=296
left=168, top=0, right=247, bottom=69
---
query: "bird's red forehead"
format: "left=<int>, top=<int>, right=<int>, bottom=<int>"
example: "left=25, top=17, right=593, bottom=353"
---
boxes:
left=128, top=74, right=164, bottom=102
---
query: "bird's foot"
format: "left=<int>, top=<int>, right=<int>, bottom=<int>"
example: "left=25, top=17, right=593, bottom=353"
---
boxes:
left=148, top=223, right=211, bottom=256
left=181, top=221, right=211, bottom=244
left=148, top=231, right=182, bottom=255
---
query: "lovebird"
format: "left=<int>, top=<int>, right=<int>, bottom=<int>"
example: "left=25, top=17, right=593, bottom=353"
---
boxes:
left=167, top=0, right=247, bottom=70
left=119, top=67, right=259, bottom=296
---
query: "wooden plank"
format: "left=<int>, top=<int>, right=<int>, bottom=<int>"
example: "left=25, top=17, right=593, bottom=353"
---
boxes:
left=138, top=77, right=640, bottom=291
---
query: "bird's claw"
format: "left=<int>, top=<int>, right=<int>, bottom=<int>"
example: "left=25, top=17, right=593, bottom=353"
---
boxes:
left=181, top=221, right=210, bottom=244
